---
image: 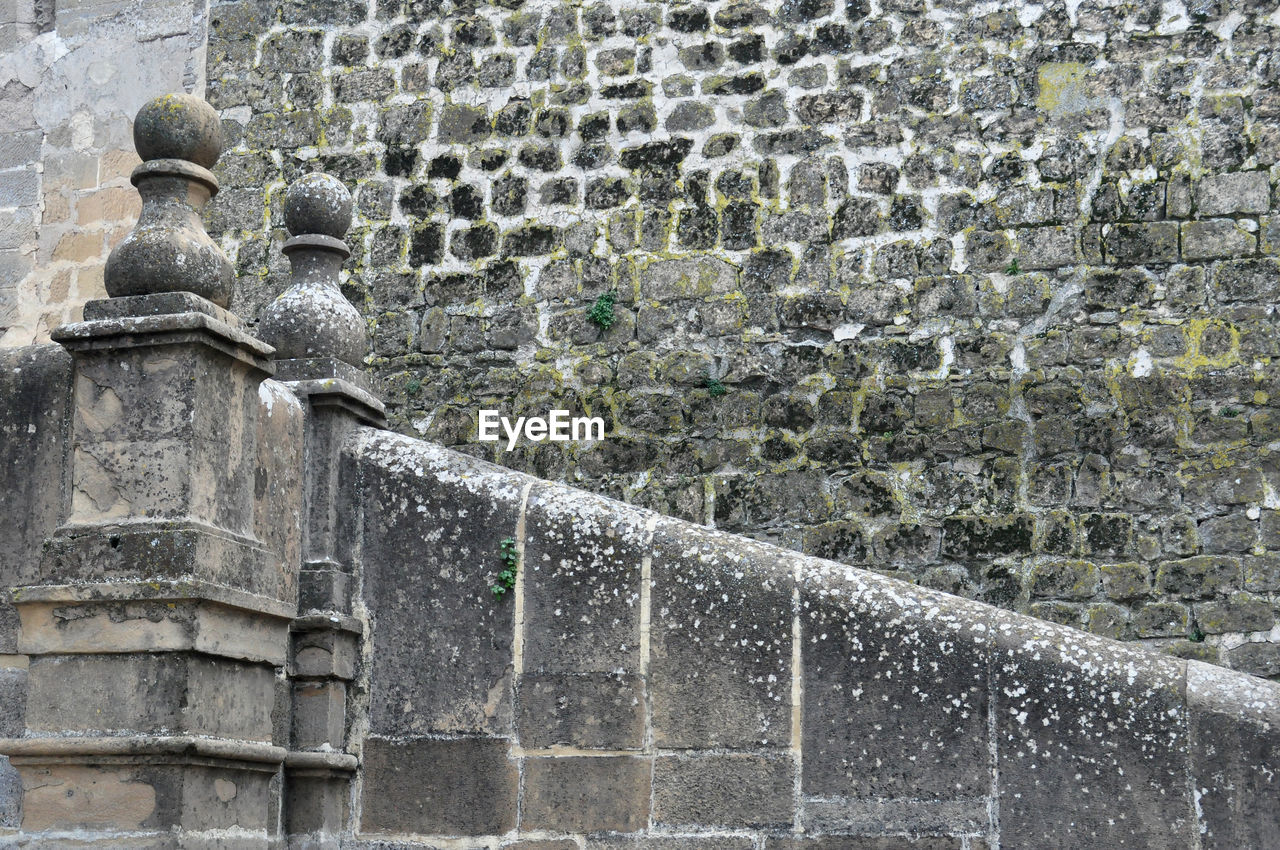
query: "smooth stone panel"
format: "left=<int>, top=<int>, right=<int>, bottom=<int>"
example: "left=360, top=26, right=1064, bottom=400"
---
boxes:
left=650, top=519, right=793, bottom=748
left=350, top=431, right=525, bottom=736
left=992, top=611, right=1194, bottom=848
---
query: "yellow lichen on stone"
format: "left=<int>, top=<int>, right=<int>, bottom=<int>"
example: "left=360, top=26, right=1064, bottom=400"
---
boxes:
left=1035, top=62, right=1093, bottom=116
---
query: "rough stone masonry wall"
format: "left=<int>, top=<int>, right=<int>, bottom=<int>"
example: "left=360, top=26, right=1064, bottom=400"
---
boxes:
left=201, top=0, right=1280, bottom=680
left=0, top=0, right=210, bottom=346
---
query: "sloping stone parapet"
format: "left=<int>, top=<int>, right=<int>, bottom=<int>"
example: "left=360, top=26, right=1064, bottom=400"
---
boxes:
left=342, top=429, right=1280, bottom=849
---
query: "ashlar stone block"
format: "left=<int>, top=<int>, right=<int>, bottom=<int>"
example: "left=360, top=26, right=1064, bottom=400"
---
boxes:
left=650, top=520, right=793, bottom=749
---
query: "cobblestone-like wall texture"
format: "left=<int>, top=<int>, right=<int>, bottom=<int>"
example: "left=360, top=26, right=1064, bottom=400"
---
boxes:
left=204, top=0, right=1280, bottom=678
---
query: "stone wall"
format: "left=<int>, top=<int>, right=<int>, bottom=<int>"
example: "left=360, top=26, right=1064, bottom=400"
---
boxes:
left=6, top=325, right=1280, bottom=844
left=342, top=426, right=1280, bottom=848
left=201, top=0, right=1280, bottom=677
left=0, top=0, right=210, bottom=346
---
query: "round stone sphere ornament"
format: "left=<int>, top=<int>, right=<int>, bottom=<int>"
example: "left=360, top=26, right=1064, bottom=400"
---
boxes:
left=103, top=94, right=235, bottom=307
left=284, top=172, right=353, bottom=240
left=132, top=93, right=223, bottom=169
left=258, top=173, right=368, bottom=367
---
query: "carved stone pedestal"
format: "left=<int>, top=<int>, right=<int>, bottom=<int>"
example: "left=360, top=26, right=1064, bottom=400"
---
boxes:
left=1, top=293, right=302, bottom=848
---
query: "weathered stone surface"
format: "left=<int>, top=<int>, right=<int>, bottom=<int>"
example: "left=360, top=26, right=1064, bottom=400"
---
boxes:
left=25, top=653, right=275, bottom=740
left=0, top=345, right=71, bottom=611
left=653, top=751, right=794, bottom=828
left=362, top=736, right=517, bottom=835
left=349, top=430, right=522, bottom=735
left=992, top=612, right=1194, bottom=848
left=801, top=565, right=988, bottom=800
left=521, top=755, right=651, bottom=833
left=521, top=483, right=649, bottom=673
left=516, top=671, right=645, bottom=750
left=1186, top=661, right=1280, bottom=847
left=766, top=838, right=969, bottom=849
left=589, top=838, right=753, bottom=850
left=650, top=521, right=793, bottom=748
left=1196, top=172, right=1270, bottom=216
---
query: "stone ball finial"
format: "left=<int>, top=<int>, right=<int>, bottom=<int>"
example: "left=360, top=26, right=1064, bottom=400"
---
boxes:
left=258, top=172, right=368, bottom=367
left=285, top=173, right=353, bottom=240
left=132, top=93, right=223, bottom=169
left=103, top=93, right=234, bottom=307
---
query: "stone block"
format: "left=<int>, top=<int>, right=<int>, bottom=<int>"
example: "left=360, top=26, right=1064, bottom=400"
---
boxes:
left=1182, top=219, right=1256, bottom=261
left=1132, top=601, right=1189, bottom=637
left=1196, top=593, right=1274, bottom=634
left=1015, top=225, right=1076, bottom=269
left=25, top=653, right=276, bottom=741
left=15, top=590, right=291, bottom=665
left=349, top=432, right=522, bottom=736
left=991, top=611, right=1194, bottom=848
left=0, top=756, right=15, bottom=828
left=361, top=736, right=516, bottom=835
left=589, top=839, right=753, bottom=850
left=1155, top=556, right=1240, bottom=599
left=291, top=622, right=359, bottom=680
left=13, top=759, right=279, bottom=833
left=1104, top=222, right=1179, bottom=264
left=521, top=755, right=650, bottom=833
left=0, top=130, right=40, bottom=171
left=0, top=168, right=37, bottom=207
left=291, top=680, right=346, bottom=748
left=653, top=751, right=794, bottom=828
left=285, top=768, right=349, bottom=837
left=255, top=378, right=303, bottom=590
left=941, top=514, right=1033, bottom=559
left=1196, top=171, right=1270, bottom=216
left=1187, top=661, right=1280, bottom=848
left=1184, top=467, right=1263, bottom=513
left=1228, top=642, right=1280, bottom=677
left=1244, top=554, right=1280, bottom=592
left=516, top=672, right=644, bottom=750
left=0, top=668, right=24, bottom=736
left=0, top=207, right=35, bottom=250
left=521, top=483, right=648, bottom=673
left=767, top=840, right=968, bottom=850
left=1199, top=514, right=1256, bottom=554
left=801, top=567, right=989, bottom=800
left=650, top=520, right=793, bottom=749
left=798, top=796, right=987, bottom=838
left=1100, top=561, right=1149, bottom=601
left=1028, top=559, right=1098, bottom=600
left=640, top=256, right=738, bottom=299
left=1212, top=257, right=1280, bottom=302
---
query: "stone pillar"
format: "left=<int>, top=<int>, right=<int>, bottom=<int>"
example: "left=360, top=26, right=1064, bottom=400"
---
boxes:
left=259, top=173, right=382, bottom=846
left=0, top=95, right=301, bottom=848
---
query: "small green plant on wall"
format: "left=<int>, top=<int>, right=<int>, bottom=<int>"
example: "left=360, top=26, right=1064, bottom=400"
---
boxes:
left=587, top=290, right=617, bottom=331
left=492, top=537, right=518, bottom=600
left=706, top=375, right=728, bottom=397
left=1005, top=258, right=1020, bottom=275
